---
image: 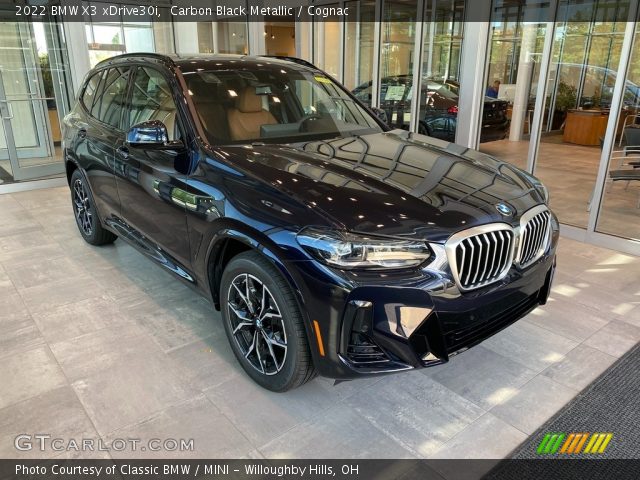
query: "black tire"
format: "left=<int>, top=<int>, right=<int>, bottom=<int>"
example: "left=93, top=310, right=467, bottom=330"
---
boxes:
left=220, top=251, right=316, bottom=392
left=70, top=169, right=117, bottom=246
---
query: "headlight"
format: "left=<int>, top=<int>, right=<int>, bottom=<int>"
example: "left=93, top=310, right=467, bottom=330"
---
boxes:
left=296, top=227, right=432, bottom=269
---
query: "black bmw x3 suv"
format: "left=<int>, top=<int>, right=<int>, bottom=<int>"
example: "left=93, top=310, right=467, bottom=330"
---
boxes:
left=63, top=53, right=558, bottom=391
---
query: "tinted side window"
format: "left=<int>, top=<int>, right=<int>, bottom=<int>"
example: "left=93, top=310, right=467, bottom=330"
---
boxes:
left=129, top=67, right=181, bottom=141
left=89, top=70, right=106, bottom=119
left=81, top=71, right=102, bottom=112
left=94, top=67, right=130, bottom=129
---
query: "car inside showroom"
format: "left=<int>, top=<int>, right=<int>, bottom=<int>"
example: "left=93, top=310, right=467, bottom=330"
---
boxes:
left=0, top=1, right=639, bottom=479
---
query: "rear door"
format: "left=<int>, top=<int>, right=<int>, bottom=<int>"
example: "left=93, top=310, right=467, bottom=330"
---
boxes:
left=71, top=66, right=130, bottom=220
left=113, top=65, right=193, bottom=274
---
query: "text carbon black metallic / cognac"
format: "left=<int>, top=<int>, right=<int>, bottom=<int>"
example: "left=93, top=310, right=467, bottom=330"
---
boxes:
left=63, top=53, right=558, bottom=391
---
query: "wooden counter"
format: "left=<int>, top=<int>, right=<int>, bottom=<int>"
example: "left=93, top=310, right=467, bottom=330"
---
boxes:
left=563, top=109, right=609, bottom=146
left=48, top=109, right=62, bottom=143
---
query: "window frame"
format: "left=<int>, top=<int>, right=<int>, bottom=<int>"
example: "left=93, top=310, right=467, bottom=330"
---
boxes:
left=126, top=65, right=185, bottom=142
left=80, top=69, right=104, bottom=114
left=95, top=67, right=131, bottom=130
left=79, top=65, right=131, bottom=132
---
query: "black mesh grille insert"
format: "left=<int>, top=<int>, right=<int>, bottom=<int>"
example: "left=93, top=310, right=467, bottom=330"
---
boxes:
left=442, top=293, right=540, bottom=354
left=346, top=332, right=391, bottom=365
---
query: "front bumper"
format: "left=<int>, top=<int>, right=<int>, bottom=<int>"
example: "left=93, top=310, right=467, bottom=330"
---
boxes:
left=289, top=237, right=557, bottom=380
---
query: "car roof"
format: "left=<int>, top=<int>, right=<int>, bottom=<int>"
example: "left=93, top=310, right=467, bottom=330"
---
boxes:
left=94, top=53, right=318, bottom=74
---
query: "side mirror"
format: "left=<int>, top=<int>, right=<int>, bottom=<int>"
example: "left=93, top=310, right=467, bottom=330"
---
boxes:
left=127, top=120, right=169, bottom=147
left=371, top=107, right=388, bottom=125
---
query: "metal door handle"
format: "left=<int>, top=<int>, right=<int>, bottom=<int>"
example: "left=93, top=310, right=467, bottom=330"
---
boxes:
left=0, top=100, right=13, bottom=120
left=5, top=96, right=54, bottom=102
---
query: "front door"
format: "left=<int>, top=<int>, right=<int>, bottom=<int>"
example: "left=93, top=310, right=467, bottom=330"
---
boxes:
left=114, top=65, right=193, bottom=275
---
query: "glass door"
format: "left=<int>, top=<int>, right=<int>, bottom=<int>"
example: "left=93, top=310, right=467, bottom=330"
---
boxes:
left=379, top=0, right=418, bottom=130
left=344, top=0, right=376, bottom=96
left=0, top=21, right=69, bottom=182
left=478, top=0, right=549, bottom=171
left=535, top=0, right=630, bottom=229
left=596, top=18, right=640, bottom=241
left=418, top=0, right=466, bottom=139
left=0, top=76, right=17, bottom=184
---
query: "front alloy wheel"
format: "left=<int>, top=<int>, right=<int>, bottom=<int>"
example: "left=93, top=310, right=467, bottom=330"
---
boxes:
left=220, top=251, right=316, bottom=391
left=227, top=273, right=288, bottom=375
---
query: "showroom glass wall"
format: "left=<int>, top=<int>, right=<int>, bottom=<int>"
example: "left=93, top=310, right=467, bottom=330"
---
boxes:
left=477, top=0, right=634, bottom=232
left=473, top=0, right=640, bottom=252
left=596, top=15, right=640, bottom=241
left=0, top=19, right=73, bottom=184
left=478, top=1, right=549, bottom=171
left=1, top=0, right=638, bottom=253
left=83, top=2, right=174, bottom=67
left=310, top=0, right=640, bottom=253
left=315, top=0, right=467, bottom=134
left=536, top=0, right=631, bottom=230
left=416, top=0, right=465, bottom=135
left=196, top=21, right=249, bottom=54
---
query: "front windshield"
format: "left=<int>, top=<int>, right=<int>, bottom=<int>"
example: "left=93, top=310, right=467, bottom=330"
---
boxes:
left=183, top=65, right=383, bottom=145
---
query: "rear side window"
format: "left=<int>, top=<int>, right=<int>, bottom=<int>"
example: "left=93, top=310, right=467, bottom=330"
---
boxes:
left=92, top=67, right=130, bottom=129
left=80, top=71, right=102, bottom=112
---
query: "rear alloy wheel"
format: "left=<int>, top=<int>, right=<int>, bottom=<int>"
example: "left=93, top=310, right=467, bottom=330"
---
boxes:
left=73, top=178, right=93, bottom=236
left=70, top=169, right=117, bottom=246
left=220, top=251, right=316, bottom=391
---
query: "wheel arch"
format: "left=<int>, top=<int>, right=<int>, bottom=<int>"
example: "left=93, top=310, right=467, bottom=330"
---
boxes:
left=205, top=229, right=305, bottom=315
left=65, top=154, right=79, bottom=185
left=204, top=228, right=321, bottom=367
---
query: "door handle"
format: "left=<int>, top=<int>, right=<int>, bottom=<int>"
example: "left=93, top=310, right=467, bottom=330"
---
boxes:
left=0, top=100, right=13, bottom=120
left=116, top=145, right=129, bottom=159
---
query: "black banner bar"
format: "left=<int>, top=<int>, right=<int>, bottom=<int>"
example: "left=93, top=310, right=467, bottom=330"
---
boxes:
left=0, top=0, right=632, bottom=23
left=2, top=459, right=640, bottom=480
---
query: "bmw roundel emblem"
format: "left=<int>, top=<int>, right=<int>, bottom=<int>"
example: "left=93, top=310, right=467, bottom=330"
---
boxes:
left=495, top=202, right=513, bottom=216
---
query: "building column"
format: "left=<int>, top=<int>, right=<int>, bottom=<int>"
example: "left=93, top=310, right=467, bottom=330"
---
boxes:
left=173, top=22, right=199, bottom=54
left=296, top=21, right=312, bottom=61
left=456, top=19, right=491, bottom=148
left=248, top=22, right=266, bottom=55
left=62, top=21, right=90, bottom=93
left=509, top=24, right=537, bottom=142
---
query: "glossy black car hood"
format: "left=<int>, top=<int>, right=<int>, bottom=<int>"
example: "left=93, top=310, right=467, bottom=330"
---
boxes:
left=215, top=130, right=545, bottom=243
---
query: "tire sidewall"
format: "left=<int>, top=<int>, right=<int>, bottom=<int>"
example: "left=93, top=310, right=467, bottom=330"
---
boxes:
left=220, top=254, right=303, bottom=392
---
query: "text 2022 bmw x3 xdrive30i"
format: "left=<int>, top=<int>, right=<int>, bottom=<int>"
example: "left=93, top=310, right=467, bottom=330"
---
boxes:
left=63, top=54, right=558, bottom=391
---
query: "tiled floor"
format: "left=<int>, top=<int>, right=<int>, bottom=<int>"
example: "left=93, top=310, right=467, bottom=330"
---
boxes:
left=1, top=186, right=639, bottom=466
